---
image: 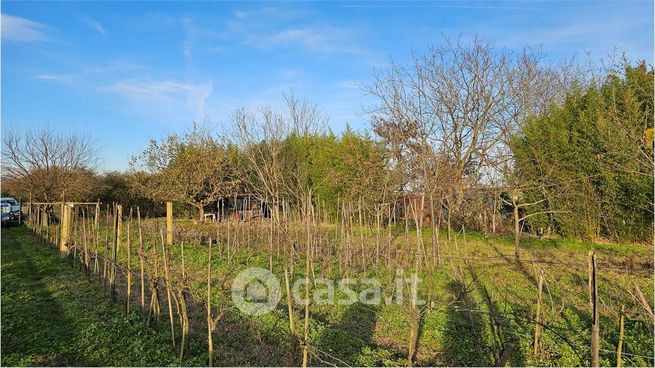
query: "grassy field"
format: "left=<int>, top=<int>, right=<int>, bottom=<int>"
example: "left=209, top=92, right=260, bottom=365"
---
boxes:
left=1, top=226, right=187, bottom=366
left=3, top=220, right=654, bottom=366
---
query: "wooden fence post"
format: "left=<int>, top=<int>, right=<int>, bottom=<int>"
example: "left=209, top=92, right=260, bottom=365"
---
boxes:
left=59, top=203, right=73, bottom=257
left=166, top=201, right=173, bottom=246
left=27, top=197, right=32, bottom=224
left=43, top=205, right=49, bottom=229
left=589, top=251, right=599, bottom=367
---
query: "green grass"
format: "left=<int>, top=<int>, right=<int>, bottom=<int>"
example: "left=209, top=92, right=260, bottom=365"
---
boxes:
left=5, top=220, right=654, bottom=366
left=1, top=226, right=183, bottom=366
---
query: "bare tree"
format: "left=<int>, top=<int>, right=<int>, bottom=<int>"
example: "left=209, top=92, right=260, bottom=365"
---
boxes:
left=2, top=127, right=99, bottom=202
left=365, top=35, right=527, bottom=244
left=228, top=93, right=327, bottom=215
left=365, top=35, right=575, bottom=253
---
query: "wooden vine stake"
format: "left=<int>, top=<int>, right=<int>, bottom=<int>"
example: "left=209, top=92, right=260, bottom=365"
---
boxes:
left=137, top=207, right=145, bottom=309
left=207, top=236, right=214, bottom=367
left=301, top=194, right=313, bottom=368
left=147, top=249, right=161, bottom=324
left=588, top=250, right=599, bottom=367
left=178, top=241, right=190, bottom=364
left=110, top=204, right=122, bottom=300
left=81, top=207, right=90, bottom=278
left=160, top=230, right=176, bottom=348
left=93, top=201, right=100, bottom=276
left=533, top=269, right=544, bottom=356
left=285, top=267, right=297, bottom=364
left=285, top=268, right=296, bottom=334
left=126, top=208, right=132, bottom=313
left=616, top=304, right=625, bottom=368
left=103, top=204, right=110, bottom=285
left=166, top=201, right=174, bottom=246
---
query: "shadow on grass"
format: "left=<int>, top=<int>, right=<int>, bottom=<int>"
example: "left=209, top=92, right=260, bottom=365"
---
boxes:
left=441, top=277, right=491, bottom=366
left=1, top=229, right=82, bottom=366
left=2, top=226, right=294, bottom=367
left=313, top=302, right=381, bottom=366
left=490, top=244, right=538, bottom=286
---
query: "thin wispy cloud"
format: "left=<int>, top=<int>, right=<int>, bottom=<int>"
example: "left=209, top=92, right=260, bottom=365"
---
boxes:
left=34, top=73, right=75, bottom=83
left=182, top=17, right=196, bottom=60
left=480, top=6, right=653, bottom=62
left=2, top=0, right=651, bottom=171
left=181, top=17, right=225, bottom=61
left=238, top=23, right=368, bottom=56
left=102, top=78, right=214, bottom=118
left=232, top=10, right=248, bottom=19
left=343, top=4, right=546, bottom=10
left=33, top=61, right=143, bottom=84
left=278, top=68, right=304, bottom=80
left=266, top=27, right=334, bottom=52
left=222, top=8, right=370, bottom=56
left=337, top=80, right=360, bottom=90
left=1, top=13, right=51, bottom=43
left=77, top=14, right=106, bottom=35
left=180, top=9, right=369, bottom=59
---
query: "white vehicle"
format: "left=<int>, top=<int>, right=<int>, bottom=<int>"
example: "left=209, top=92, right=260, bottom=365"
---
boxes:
left=1, top=197, right=22, bottom=226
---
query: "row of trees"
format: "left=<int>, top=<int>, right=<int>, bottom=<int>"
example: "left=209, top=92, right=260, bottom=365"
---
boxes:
left=512, top=62, right=654, bottom=242
left=3, top=37, right=652, bottom=244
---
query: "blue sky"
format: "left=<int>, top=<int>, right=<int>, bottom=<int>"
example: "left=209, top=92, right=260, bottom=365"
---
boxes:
left=2, top=0, right=653, bottom=171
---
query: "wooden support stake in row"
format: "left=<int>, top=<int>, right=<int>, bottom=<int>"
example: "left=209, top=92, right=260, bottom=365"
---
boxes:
left=59, top=203, right=73, bottom=257
left=110, top=205, right=122, bottom=300
left=616, top=304, right=625, bottom=368
left=126, top=208, right=132, bottom=313
left=285, top=267, right=297, bottom=364
left=589, top=250, right=599, bottom=367
left=166, top=201, right=174, bottom=246
left=137, top=207, right=146, bottom=309
left=207, top=236, right=214, bottom=367
left=160, top=230, right=176, bottom=348
left=533, top=269, right=544, bottom=356
left=301, top=195, right=313, bottom=368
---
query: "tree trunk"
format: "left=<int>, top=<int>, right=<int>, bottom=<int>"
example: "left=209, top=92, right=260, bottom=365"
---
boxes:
left=197, top=203, right=205, bottom=222
left=513, top=201, right=520, bottom=258
left=492, top=195, right=497, bottom=234
left=446, top=198, right=452, bottom=241
left=429, top=193, right=436, bottom=267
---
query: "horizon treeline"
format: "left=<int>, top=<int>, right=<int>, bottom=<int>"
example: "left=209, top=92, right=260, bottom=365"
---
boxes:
left=3, top=37, right=653, bottom=244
